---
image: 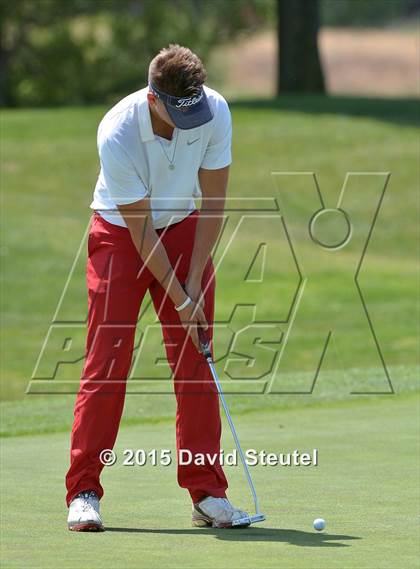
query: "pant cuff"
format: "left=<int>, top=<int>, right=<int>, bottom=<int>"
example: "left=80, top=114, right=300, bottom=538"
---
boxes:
left=190, top=489, right=227, bottom=504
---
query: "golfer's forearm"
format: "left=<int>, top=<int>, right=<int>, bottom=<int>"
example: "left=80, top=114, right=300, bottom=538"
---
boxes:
left=117, top=203, right=186, bottom=307
left=187, top=213, right=224, bottom=281
left=189, top=166, right=229, bottom=281
left=131, top=225, right=186, bottom=306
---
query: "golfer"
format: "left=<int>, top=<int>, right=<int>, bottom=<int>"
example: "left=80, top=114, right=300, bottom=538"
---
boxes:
left=66, top=44, right=249, bottom=531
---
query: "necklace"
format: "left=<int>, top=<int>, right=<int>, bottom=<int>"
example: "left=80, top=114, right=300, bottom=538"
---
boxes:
left=157, top=131, right=179, bottom=170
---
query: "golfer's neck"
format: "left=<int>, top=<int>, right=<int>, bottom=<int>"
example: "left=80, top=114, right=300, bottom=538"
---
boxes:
left=149, top=104, right=174, bottom=140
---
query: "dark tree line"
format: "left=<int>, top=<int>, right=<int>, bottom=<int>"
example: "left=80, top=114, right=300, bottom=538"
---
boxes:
left=0, top=0, right=416, bottom=106
left=0, top=0, right=271, bottom=106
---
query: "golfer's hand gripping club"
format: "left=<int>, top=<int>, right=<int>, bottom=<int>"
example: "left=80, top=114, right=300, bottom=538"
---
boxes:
left=179, top=284, right=208, bottom=352
left=198, top=326, right=212, bottom=359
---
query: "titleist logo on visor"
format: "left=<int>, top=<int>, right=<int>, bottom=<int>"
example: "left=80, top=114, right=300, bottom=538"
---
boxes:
left=175, top=92, right=204, bottom=108
left=150, top=83, right=204, bottom=109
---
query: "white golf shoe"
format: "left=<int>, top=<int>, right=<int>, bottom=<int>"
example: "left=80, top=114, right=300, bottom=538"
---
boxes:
left=192, top=496, right=250, bottom=528
left=67, top=490, right=104, bottom=532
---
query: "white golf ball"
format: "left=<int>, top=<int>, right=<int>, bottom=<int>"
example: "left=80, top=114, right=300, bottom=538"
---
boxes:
left=313, top=518, right=326, bottom=531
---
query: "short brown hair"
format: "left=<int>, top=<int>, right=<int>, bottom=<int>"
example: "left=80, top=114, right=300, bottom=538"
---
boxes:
left=148, top=44, right=207, bottom=98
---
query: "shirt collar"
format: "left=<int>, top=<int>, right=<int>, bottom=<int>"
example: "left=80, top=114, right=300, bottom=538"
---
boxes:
left=138, top=88, right=155, bottom=143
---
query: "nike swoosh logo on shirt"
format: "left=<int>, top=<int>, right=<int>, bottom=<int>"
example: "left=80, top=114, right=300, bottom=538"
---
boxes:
left=187, top=138, right=200, bottom=145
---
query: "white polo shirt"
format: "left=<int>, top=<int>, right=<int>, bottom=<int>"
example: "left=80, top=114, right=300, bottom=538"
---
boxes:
left=91, top=85, right=232, bottom=229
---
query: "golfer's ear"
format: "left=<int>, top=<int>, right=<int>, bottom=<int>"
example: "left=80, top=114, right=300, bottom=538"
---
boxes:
left=147, top=92, right=156, bottom=105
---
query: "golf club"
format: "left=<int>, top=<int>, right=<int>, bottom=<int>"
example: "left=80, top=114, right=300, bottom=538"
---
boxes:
left=198, top=327, right=266, bottom=527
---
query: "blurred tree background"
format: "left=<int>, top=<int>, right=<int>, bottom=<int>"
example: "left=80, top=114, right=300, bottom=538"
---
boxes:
left=0, top=0, right=272, bottom=106
left=0, top=0, right=418, bottom=107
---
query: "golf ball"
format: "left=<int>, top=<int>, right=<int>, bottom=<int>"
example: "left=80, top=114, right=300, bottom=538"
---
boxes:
left=313, top=518, right=326, bottom=531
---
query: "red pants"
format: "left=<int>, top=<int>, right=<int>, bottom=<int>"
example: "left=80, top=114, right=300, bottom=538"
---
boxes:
left=66, top=211, right=228, bottom=506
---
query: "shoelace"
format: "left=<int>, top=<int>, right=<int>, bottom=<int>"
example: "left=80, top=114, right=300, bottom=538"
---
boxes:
left=222, top=498, right=247, bottom=518
left=221, top=498, right=235, bottom=512
left=76, top=491, right=97, bottom=512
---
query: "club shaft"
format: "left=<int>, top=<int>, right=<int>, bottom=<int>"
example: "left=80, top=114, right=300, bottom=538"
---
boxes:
left=207, top=357, right=261, bottom=515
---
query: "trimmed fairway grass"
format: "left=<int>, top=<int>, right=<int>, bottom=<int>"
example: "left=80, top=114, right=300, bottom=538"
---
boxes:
left=1, top=395, right=419, bottom=569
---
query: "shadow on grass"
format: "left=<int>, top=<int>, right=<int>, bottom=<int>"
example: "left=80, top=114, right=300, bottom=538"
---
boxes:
left=230, top=95, right=419, bottom=128
left=106, top=526, right=360, bottom=547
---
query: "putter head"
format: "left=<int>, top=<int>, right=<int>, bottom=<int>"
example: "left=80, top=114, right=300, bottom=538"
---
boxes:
left=231, top=513, right=266, bottom=527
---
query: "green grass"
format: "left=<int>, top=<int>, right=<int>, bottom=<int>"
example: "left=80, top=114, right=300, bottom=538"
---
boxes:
left=1, top=364, right=418, bottom=438
left=1, top=96, right=419, bottom=567
left=1, top=96, right=418, bottom=402
left=1, top=97, right=418, bottom=420
left=1, top=395, right=419, bottom=569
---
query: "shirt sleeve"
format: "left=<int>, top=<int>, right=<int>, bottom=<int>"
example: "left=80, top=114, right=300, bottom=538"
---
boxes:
left=98, top=138, right=149, bottom=205
left=200, top=97, right=232, bottom=170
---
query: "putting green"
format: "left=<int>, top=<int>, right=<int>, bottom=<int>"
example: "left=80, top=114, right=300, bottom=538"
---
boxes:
left=1, top=394, right=418, bottom=568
